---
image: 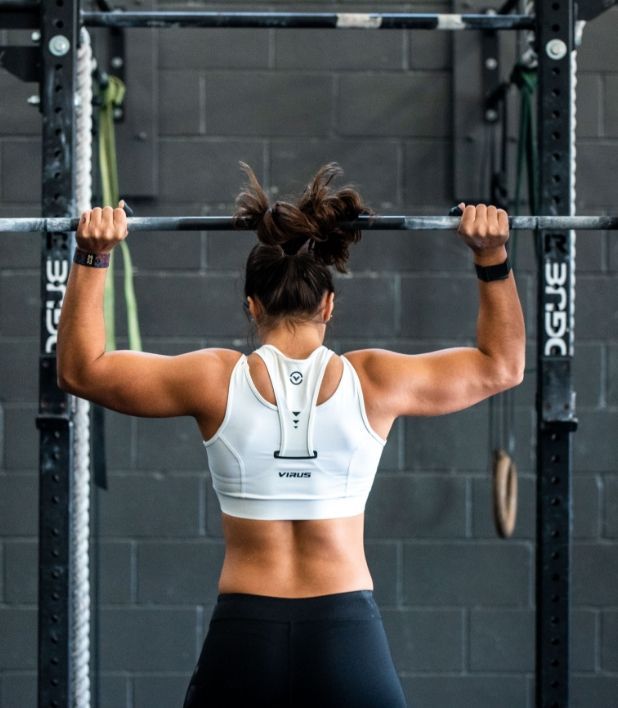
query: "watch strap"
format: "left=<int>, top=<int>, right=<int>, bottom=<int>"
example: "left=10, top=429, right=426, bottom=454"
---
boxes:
left=474, top=256, right=511, bottom=282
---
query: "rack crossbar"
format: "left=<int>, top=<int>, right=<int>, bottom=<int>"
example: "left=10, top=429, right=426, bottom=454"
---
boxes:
left=2, top=215, right=617, bottom=232
left=80, top=11, right=535, bottom=31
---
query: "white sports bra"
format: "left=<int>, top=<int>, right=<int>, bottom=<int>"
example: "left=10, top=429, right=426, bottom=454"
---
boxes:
left=202, top=344, right=386, bottom=520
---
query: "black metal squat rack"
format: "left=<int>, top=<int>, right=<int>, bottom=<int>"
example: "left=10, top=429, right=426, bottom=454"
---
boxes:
left=0, top=0, right=615, bottom=706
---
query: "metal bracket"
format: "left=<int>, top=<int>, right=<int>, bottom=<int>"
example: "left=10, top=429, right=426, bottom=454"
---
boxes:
left=109, top=27, right=126, bottom=121
left=482, top=11, right=500, bottom=123
left=0, top=0, right=39, bottom=29
left=0, top=45, right=41, bottom=82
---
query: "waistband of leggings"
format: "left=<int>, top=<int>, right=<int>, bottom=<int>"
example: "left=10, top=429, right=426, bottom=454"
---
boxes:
left=211, top=589, right=381, bottom=623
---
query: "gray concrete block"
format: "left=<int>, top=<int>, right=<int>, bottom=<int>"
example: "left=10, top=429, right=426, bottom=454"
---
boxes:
left=351, top=225, right=470, bottom=273
left=99, top=608, right=196, bottom=671
left=140, top=338, right=208, bottom=357
left=0, top=273, right=39, bottom=337
left=0, top=140, right=41, bottom=202
left=2, top=406, right=38, bottom=469
left=4, top=540, right=36, bottom=604
left=269, top=139, right=401, bottom=209
left=604, top=475, right=618, bottom=539
left=364, top=540, right=399, bottom=606
left=575, top=74, right=603, bottom=139
left=400, top=274, right=478, bottom=338
left=571, top=676, right=618, bottom=708
left=472, top=472, right=535, bottom=541
left=93, top=674, right=130, bottom=708
left=136, top=417, right=207, bottom=471
left=605, top=75, right=618, bottom=137
left=101, top=408, right=135, bottom=472
left=134, top=674, right=192, bottom=708
left=132, top=273, right=245, bottom=337
left=408, top=24, right=451, bottom=70
left=470, top=609, right=534, bottom=671
left=601, top=613, right=618, bottom=670
left=573, top=475, right=602, bottom=539
left=402, top=541, right=530, bottom=605
left=97, top=541, right=134, bottom=604
left=128, top=228, right=204, bottom=270
left=324, top=275, right=397, bottom=338
left=0, top=340, right=38, bottom=403
left=364, top=473, right=466, bottom=538
left=577, top=142, right=618, bottom=208
left=338, top=73, right=450, bottom=137
left=404, top=403, right=490, bottom=471
left=275, top=30, right=404, bottom=70
left=205, top=473, right=224, bottom=538
left=137, top=540, right=224, bottom=604
left=205, top=229, right=256, bottom=271
left=573, top=542, right=618, bottom=605
left=0, top=211, right=39, bottom=268
left=608, top=345, right=618, bottom=406
left=575, top=276, right=618, bottom=340
left=577, top=8, right=618, bottom=72
left=159, top=71, right=203, bottom=137
left=98, top=474, right=201, bottom=537
left=400, top=675, right=527, bottom=708
left=159, top=139, right=263, bottom=202
left=571, top=609, right=598, bottom=672
left=0, top=475, right=37, bottom=536
left=0, top=609, right=36, bottom=670
left=0, top=73, right=40, bottom=136
left=573, top=343, right=604, bottom=408
left=611, top=231, right=618, bottom=273
left=378, top=417, right=401, bottom=470
left=565, top=222, right=605, bottom=272
left=0, top=672, right=36, bottom=708
left=159, top=28, right=269, bottom=69
left=204, top=73, right=333, bottom=137
left=382, top=607, right=463, bottom=671
left=573, top=411, right=618, bottom=472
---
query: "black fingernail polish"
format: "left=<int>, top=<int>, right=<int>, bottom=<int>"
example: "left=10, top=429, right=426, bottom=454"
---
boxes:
left=449, top=206, right=463, bottom=217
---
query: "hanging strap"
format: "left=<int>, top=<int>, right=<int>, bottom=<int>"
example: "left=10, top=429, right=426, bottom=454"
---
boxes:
left=255, top=345, right=333, bottom=459
left=97, top=73, right=142, bottom=352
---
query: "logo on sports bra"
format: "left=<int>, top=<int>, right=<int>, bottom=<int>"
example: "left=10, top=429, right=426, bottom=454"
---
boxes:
left=279, top=472, right=311, bottom=478
left=289, top=371, right=303, bottom=385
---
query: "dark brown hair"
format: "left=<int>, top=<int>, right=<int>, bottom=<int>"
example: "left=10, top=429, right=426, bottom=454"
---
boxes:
left=234, top=162, right=371, bottom=332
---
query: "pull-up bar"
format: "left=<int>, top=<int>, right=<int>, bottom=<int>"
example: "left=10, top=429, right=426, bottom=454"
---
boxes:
left=1, top=215, right=616, bottom=232
left=80, top=11, right=535, bottom=31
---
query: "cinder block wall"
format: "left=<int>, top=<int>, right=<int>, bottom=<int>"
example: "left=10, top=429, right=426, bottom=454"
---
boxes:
left=1, top=2, right=617, bottom=707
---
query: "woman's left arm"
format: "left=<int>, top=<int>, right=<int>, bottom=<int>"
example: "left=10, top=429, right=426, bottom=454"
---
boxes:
left=57, top=204, right=222, bottom=417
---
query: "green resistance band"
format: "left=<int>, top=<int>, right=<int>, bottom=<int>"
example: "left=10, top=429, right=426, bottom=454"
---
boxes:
left=98, top=74, right=142, bottom=352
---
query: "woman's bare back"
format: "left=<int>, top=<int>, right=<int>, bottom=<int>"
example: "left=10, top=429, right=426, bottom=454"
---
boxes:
left=194, top=348, right=392, bottom=598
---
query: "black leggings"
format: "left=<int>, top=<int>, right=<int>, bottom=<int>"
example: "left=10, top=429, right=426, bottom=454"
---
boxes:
left=182, top=589, right=408, bottom=707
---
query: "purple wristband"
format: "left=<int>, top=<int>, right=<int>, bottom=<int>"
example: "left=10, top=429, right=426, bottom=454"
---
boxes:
left=73, top=248, right=111, bottom=268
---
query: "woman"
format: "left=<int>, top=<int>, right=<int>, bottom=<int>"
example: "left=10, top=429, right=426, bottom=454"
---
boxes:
left=57, top=163, right=525, bottom=707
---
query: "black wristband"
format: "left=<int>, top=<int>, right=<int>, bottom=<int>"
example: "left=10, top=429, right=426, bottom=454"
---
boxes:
left=73, top=248, right=111, bottom=268
left=474, top=256, right=511, bottom=282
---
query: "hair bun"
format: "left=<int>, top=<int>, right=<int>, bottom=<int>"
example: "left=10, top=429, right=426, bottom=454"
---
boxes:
left=297, top=162, right=372, bottom=272
left=233, top=161, right=371, bottom=273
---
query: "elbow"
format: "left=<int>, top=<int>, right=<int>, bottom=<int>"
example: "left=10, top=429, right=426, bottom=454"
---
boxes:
left=56, top=362, right=86, bottom=396
left=57, top=370, right=78, bottom=395
left=494, top=361, right=525, bottom=392
left=506, top=366, right=525, bottom=388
